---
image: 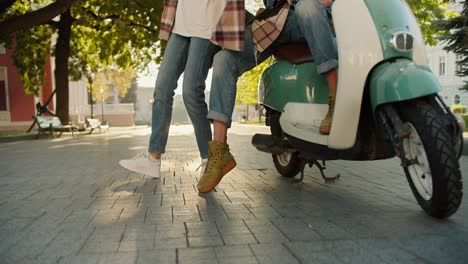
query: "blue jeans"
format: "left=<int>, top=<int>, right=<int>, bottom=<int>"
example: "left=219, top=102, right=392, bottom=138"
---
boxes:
left=208, top=0, right=338, bottom=127
left=148, top=34, right=216, bottom=159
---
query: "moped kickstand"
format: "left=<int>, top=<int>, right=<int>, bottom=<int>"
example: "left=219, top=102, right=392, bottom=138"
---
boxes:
left=292, top=160, right=340, bottom=184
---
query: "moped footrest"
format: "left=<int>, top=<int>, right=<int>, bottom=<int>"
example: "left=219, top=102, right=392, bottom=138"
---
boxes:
left=251, top=134, right=286, bottom=154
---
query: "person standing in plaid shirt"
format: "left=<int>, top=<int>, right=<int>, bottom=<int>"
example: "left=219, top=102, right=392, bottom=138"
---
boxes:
left=119, top=0, right=245, bottom=179
left=198, top=0, right=337, bottom=193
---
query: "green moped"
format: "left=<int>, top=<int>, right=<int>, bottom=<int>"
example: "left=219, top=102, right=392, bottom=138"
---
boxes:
left=252, top=0, right=464, bottom=218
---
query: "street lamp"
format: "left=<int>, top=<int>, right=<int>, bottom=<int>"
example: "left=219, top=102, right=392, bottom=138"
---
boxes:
left=100, top=87, right=105, bottom=122
left=86, top=66, right=95, bottom=118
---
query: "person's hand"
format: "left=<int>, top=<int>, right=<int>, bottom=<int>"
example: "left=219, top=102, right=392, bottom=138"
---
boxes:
left=256, top=7, right=265, bottom=15
left=320, top=0, right=332, bottom=7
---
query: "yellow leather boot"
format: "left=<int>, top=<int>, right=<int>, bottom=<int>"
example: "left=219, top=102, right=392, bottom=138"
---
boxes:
left=319, top=95, right=336, bottom=135
left=197, top=141, right=236, bottom=193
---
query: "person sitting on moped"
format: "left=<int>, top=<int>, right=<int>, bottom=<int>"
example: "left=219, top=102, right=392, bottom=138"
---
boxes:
left=197, top=0, right=338, bottom=193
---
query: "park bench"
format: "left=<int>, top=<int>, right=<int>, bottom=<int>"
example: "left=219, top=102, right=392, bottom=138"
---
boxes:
left=34, top=116, right=78, bottom=139
left=86, top=118, right=109, bottom=134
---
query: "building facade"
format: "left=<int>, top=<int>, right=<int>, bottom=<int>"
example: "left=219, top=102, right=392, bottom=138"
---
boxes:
left=135, top=86, right=154, bottom=124
left=427, top=44, right=468, bottom=107
left=0, top=43, right=135, bottom=131
left=428, top=2, right=467, bottom=107
left=0, top=44, right=55, bottom=131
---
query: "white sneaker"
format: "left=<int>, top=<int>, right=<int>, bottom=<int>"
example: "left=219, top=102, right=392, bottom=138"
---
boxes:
left=197, top=159, right=208, bottom=177
left=119, top=152, right=161, bottom=178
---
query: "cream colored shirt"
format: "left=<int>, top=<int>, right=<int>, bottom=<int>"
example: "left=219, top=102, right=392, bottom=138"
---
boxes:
left=172, top=0, right=228, bottom=39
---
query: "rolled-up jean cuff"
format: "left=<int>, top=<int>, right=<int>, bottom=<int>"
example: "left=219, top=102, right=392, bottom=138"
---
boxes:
left=148, top=147, right=165, bottom=154
left=317, top=59, right=338, bottom=74
left=207, top=111, right=232, bottom=128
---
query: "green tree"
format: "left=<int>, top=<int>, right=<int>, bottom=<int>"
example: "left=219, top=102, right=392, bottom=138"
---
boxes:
left=121, top=77, right=138, bottom=110
left=236, top=60, right=269, bottom=107
left=439, top=1, right=467, bottom=91
left=90, top=67, right=136, bottom=102
left=235, top=60, right=270, bottom=120
left=0, top=0, right=163, bottom=123
left=406, top=0, right=452, bottom=45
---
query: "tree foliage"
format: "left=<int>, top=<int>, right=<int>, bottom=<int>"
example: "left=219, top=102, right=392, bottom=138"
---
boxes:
left=406, top=0, right=452, bottom=45
left=0, top=0, right=164, bottom=122
left=236, top=60, right=269, bottom=106
left=4, top=0, right=164, bottom=91
left=439, top=1, right=468, bottom=91
left=120, top=76, right=137, bottom=108
left=11, top=25, right=52, bottom=95
left=90, top=67, right=136, bottom=102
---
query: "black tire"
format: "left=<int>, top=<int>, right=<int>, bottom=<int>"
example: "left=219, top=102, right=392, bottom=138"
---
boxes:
left=272, top=152, right=302, bottom=178
left=452, top=114, right=464, bottom=159
left=398, top=101, right=463, bottom=218
left=268, top=108, right=302, bottom=178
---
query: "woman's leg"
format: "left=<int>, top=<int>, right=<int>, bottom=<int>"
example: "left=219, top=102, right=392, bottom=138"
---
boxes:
left=181, top=37, right=217, bottom=159
left=198, top=12, right=275, bottom=192
left=148, top=34, right=190, bottom=155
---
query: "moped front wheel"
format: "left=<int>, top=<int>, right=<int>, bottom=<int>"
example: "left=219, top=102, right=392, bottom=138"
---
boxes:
left=398, top=101, right=462, bottom=218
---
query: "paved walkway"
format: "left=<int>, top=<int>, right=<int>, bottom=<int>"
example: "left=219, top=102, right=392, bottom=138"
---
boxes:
left=0, top=124, right=467, bottom=264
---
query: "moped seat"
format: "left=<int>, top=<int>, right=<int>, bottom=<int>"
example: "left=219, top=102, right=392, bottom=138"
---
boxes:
left=274, top=42, right=314, bottom=65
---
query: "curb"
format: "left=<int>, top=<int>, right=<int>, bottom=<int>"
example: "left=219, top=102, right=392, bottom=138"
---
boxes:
left=0, top=134, right=37, bottom=143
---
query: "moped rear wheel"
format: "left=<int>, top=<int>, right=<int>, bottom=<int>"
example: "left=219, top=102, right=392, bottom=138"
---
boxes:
left=272, top=151, right=302, bottom=178
left=398, top=101, right=462, bottom=218
left=268, top=108, right=302, bottom=178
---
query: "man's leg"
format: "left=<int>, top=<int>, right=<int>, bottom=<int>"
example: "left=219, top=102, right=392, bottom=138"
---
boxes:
left=119, top=34, right=189, bottom=178
left=293, top=0, right=339, bottom=134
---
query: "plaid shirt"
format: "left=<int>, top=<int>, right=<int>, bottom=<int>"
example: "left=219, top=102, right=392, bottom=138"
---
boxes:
left=252, top=0, right=290, bottom=52
left=253, top=0, right=334, bottom=52
left=158, top=0, right=245, bottom=51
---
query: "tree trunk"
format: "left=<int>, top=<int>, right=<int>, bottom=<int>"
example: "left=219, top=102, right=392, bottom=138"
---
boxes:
left=54, top=9, right=72, bottom=124
left=0, top=0, right=75, bottom=37
left=85, top=73, right=94, bottom=118
left=89, top=82, right=94, bottom=118
left=246, top=105, right=249, bottom=120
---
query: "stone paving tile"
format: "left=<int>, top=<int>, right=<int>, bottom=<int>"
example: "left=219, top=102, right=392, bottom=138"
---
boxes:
left=249, top=243, right=300, bottom=264
left=58, top=253, right=138, bottom=264
left=178, top=247, right=217, bottom=264
left=0, top=125, right=467, bottom=263
left=137, top=249, right=176, bottom=264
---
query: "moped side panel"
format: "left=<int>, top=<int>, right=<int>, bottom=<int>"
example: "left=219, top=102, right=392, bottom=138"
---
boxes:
left=259, top=60, right=328, bottom=112
left=370, top=59, right=440, bottom=111
left=328, top=0, right=383, bottom=149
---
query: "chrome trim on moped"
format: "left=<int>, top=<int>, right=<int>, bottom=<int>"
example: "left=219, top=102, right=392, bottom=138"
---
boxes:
left=390, top=31, right=414, bottom=52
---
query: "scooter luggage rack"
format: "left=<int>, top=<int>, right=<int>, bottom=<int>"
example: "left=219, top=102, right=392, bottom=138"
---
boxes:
left=293, top=159, right=340, bottom=184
